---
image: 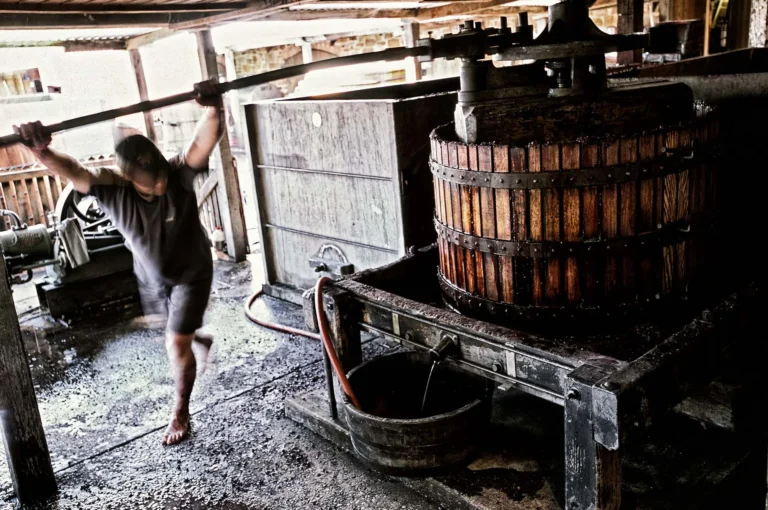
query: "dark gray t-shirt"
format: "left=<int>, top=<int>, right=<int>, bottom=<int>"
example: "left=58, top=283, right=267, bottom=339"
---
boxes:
left=88, top=154, right=212, bottom=286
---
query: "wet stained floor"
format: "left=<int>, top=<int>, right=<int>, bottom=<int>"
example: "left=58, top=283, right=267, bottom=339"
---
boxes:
left=1, top=259, right=436, bottom=510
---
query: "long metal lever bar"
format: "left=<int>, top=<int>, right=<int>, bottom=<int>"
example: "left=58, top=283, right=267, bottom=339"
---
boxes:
left=0, top=46, right=429, bottom=147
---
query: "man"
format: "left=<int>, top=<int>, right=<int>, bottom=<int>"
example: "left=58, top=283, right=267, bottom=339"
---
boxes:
left=15, top=80, right=224, bottom=445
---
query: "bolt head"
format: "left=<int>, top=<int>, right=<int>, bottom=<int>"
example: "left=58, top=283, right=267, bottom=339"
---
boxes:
left=567, top=389, right=580, bottom=400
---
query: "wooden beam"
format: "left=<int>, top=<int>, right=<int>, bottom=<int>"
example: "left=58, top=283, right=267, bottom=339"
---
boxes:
left=617, top=0, right=643, bottom=65
left=0, top=262, right=57, bottom=505
left=416, top=0, right=524, bottom=21
left=0, top=3, right=246, bottom=14
left=263, top=8, right=418, bottom=20
left=63, top=40, right=127, bottom=52
left=195, top=30, right=248, bottom=262
left=128, top=49, right=158, bottom=143
left=0, top=12, right=215, bottom=30
left=171, top=0, right=315, bottom=30
left=125, top=29, right=176, bottom=50
left=403, top=22, right=423, bottom=81
left=262, top=3, right=535, bottom=21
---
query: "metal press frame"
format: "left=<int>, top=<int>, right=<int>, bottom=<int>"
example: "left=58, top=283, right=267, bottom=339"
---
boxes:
left=305, top=246, right=758, bottom=509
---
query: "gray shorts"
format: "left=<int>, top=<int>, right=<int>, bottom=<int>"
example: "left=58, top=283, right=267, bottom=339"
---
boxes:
left=138, top=275, right=212, bottom=335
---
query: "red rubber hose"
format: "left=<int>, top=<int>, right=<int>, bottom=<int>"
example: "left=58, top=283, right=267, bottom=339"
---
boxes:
left=244, top=290, right=321, bottom=341
left=244, top=279, right=361, bottom=409
left=313, top=277, right=361, bottom=409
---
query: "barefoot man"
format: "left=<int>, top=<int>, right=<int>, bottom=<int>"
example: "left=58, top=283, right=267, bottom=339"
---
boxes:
left=15, top=80, right=224, bottom=445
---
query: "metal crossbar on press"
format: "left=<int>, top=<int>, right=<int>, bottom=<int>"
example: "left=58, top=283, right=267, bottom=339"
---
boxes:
left=0, top=46, right=428, bottom=148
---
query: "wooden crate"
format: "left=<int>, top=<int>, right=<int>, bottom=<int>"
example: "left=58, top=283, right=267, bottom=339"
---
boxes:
left=245, top=78, right=459, bottom=302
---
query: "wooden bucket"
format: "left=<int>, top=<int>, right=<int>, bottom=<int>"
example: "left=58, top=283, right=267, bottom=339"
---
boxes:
left=430, top=118, right=720, bottom=328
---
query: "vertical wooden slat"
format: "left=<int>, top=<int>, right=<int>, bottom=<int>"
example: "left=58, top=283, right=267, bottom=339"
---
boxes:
left=41, top=175, right=55, bottom=214
left=0, top=184, right=11, bottom=230
left=494, top=145, right=513, bottom=302
left=528, top=144, right=543, bottom=305
left=449, top=143, right=463, bottom=238
left=562, top=143, right=581, bottom=304
left=29, top=178, right=47, bottom=225
left=500, top=257, right=514, bottom=303
left=493, top=146, right=511, bottom=241
left=663, top=129, right=679, bottom=224
left=484, top=253, right=499, bottom=301
left=661, top=130, right=679, bottom=295
left=582, top=143, right=600, bottom=239
left=53, top=175, right=64, bottom=201
left=7, top=181, right=21, bottom=223
left=16, top=179, right=35, bottom=225
left=637, top=134, right=655, bottom=233
left=510, top=146, right=527, bottom=305
left=676, top=129, right=691, bottom=222
left=458, top=144, right=475, bottom=293
left=478, top=146, right=495, bottom=238
left=510, top=147, right=527, bottom=241
left=541, top=144, right=561, bottom=303
left=469, top=145, right=485, bottom=297
left=478, top=146, right=497, bottom=300
left=619, top=138, right=637, bottom=297
left=637, top=134, right=656, bottom=299
left=602, top=140, right=619, bottom=299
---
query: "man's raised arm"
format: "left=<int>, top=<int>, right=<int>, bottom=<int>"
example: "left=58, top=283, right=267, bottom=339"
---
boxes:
left=13, top=121, right=95, bottom=194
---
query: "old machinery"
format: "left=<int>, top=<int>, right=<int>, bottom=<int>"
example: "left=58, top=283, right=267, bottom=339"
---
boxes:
left=1, top=184, right=137, bottom=321
left=418, top=0, right=720, bottom=330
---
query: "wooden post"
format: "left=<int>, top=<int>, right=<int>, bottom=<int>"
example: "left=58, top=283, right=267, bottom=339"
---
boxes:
left=617, top=0, right=643, bottom=65
left=128, top=48, right=157, bottom=143
left=750, top=0, right=768, bottom=48
left=195, top=29, right=248, bottom=262
left=403, top=22, right=423, bottom=82
left=301, top=41, right=313, bottom=64
left=704, top=0, right=711, bottom=55
left=0, top=260, right=57, bottom=504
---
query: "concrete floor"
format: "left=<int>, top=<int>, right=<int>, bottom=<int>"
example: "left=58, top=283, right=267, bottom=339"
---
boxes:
left=1, top=259, right=437, bottom=510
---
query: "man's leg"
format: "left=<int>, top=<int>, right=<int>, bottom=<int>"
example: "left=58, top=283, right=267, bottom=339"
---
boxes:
left=163, top=331, right=196, bottom=445
left=163, top=276, right=213, bottom=445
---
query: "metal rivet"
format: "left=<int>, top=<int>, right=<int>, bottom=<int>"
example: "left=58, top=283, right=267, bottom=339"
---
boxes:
left=474, top=242, right=479, bottom=247
left=602, top=381, right=618, bottom=390
left=460, top=175, right=464, bottom=179
left=516, top=179, right=522, bottom=184
left=451, top=174, right=454, bottom=178
left=471, top=177, right=476, bottom=181
left=501, top=246, right=506, bottom=250
left=532, top=179, right=538, bottom=183
left=567, top=389, right=581, bottom=400
left=492, top=362, right=503, bottom=373
left=626, top=171, right=630, bottom=176
left=607, top=173, right=612, bottom=178
left=500, top=179, right=504, bottom=183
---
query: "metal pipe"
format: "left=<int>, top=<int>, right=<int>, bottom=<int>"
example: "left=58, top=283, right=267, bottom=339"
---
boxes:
left=12, top=259, right=58, bottom=272
left=322, top=347, right=338, bottom=419
left=0, top=209, right=22, bottom=228
left=87, top=243, right=126, bottom=255
left=0, top=46, right=428, bottom=147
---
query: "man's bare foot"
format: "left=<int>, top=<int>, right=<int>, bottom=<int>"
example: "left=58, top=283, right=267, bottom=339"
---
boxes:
left=193, top=333, right=214, bottom=374
left=162, top=411, right=190, bottom=445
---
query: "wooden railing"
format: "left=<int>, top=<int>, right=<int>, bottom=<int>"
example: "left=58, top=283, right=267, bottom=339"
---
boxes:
left=0, top=158, right=113, bottom=230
